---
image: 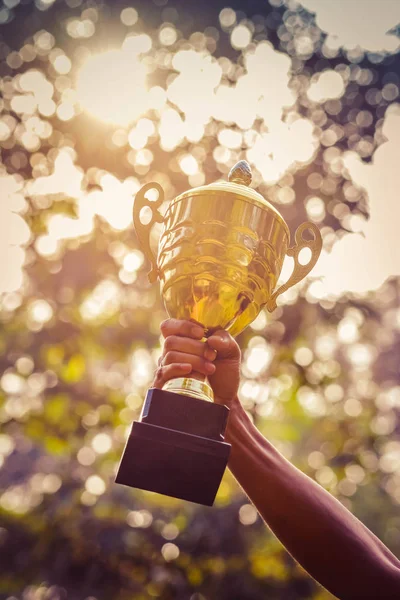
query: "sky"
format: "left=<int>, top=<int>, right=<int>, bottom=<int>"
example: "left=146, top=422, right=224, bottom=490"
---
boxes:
left=299, top=0, right=400, bottom=53
left=311, top=104, right=400, bottom=297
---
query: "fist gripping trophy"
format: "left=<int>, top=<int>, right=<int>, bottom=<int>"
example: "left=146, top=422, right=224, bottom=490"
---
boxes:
left=116, top=161, right=322, bottom=505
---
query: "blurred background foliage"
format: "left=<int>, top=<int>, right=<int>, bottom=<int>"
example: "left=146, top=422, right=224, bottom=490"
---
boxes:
left=0, top=0, right=400, bottom=598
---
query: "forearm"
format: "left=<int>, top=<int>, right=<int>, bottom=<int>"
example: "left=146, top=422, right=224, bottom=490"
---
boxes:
left=224, top=397, right=400, bottom=600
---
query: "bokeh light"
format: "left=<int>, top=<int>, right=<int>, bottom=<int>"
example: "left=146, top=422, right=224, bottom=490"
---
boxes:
left=1, top=0, right=400, bottom=598
left=76, top=44, right=150, bottom=124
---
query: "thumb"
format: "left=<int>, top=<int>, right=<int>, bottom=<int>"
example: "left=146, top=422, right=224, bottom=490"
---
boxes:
left=207, top=330, right=240, bottom=360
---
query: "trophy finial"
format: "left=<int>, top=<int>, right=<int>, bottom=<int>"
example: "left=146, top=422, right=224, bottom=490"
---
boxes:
left=228, top=160, right=252, bottom=186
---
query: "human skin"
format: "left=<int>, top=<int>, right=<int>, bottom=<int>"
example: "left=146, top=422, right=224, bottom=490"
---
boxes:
left=152, top=318, right=400, bottom=600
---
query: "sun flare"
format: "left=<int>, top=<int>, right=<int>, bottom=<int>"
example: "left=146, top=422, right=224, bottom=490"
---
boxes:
left=76, top=38, right=151, bottom=125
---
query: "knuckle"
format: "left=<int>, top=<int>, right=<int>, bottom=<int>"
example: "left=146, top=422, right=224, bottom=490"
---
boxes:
left=160, top=319, right=169, bottom=333
left=164, top=335, right=176, bottom=351
left=154, top=366, right=164, bottom=381
left=163, top=351, right=176, bottom=364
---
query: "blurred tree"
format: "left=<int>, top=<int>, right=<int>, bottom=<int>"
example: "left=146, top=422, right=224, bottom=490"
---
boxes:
left=0, top=0, right=399, bottom=599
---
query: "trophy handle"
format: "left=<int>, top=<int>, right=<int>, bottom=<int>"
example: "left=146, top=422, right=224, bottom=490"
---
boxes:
left=133, top=182, right=165, bottom=283
left=266, top=222, right=322, bottom=312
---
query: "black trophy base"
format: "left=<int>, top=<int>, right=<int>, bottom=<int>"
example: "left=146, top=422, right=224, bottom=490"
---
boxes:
left=115, top=388, right=231, bottom=506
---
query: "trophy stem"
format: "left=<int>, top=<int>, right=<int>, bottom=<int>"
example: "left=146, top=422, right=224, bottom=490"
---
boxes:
left=163, top=377, right=214, bottom=403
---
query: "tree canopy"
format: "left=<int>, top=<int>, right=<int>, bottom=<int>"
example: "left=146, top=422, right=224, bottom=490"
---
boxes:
left=0, top=1, right=399, bottom=598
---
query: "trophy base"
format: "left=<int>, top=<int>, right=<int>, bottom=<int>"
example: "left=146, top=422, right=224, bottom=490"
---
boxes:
left=115, top=388, right=231, bottom=506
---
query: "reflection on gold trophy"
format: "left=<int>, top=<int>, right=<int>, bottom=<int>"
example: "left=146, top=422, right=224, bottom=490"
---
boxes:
left=116, top=161, right=322, bottom=505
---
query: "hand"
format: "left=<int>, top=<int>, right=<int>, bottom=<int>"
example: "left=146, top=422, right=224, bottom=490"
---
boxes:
left=153, top=318, right=241, bottom=406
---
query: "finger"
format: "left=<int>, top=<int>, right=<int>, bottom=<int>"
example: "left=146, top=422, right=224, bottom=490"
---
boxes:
left=160, top=318, right=205, bottom=340
left=153, top=363, right=192, bottom=389
left=162, top=351, right=216, bottom=375
left=204, top=346, right=217, bottom=361
left=207, top=330, right=239, bottom=359
left=163, top=335, right=212, bottom=359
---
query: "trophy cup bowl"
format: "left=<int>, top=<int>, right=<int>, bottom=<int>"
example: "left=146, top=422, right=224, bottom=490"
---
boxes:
left=116, top=161, right=322, bottom=505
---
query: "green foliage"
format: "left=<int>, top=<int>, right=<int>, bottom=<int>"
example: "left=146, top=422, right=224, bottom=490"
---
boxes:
left=0, top=1, right=399, bottom=599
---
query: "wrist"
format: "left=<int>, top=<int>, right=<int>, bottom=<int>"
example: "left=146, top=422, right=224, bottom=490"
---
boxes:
left=216, top=395, right=250, bottom=443
left=222, top=400, right=286, bottom=490
left=220, top=396, right=281, bottom=467
left=214, top=394, right=242, bottom=416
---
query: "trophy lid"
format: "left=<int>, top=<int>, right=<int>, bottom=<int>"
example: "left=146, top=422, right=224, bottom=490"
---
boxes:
left=171, top=160, right=289, bottom=236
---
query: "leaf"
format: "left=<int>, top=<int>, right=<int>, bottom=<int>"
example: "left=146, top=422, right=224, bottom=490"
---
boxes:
left=44, top=394, right=70, bottom=424
left=60, top=354, right=86, bottom=383
left=45, top=344, right=65, bottom=367
left=44, top=435, right=69, bottom=456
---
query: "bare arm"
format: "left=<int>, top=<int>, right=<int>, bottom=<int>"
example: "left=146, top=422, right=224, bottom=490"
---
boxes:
left=156, top=319, right=400, bottom=600
left=225, top=396, right=400, bottom=600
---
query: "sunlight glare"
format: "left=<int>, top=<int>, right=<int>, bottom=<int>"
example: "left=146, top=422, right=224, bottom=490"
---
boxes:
left=76, top=43, right=150, bottom=125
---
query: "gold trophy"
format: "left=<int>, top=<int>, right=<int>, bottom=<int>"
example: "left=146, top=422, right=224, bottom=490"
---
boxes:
left=116, top=161, right=322, bottom=505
